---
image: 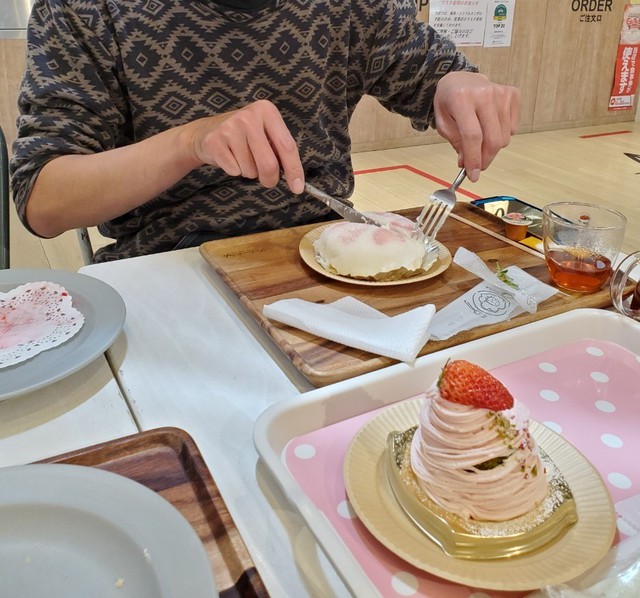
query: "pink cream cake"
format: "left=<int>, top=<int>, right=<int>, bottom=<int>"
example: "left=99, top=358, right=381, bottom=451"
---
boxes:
left=410, top=360, right=548, bottom=522
left=313, top=212, right=432, bottom=281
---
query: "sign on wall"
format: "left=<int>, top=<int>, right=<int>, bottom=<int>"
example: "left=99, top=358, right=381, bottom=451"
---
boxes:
left=429, top=0, right=515, bottom=48
left=429, top=0, right=487, bottom=46
left=609, top=4, right=640, bottom=110
left=484, top=0, right=515, bottom=48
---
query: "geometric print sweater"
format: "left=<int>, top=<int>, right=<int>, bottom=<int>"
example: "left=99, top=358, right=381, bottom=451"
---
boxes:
left=11, top=0, right=476, bottom=261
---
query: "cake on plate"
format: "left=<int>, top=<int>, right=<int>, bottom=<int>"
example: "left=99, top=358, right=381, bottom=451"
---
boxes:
left=387, top=359, right=578, bottom=559
left=411, top=359, right=547, bottom=521
left=313, top=212, right=435, bottom=281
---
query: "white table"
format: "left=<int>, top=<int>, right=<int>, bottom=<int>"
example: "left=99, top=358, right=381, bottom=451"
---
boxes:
left=0, top=355, right=138, bottom=466
left=81, top=248, right=352, bottom=598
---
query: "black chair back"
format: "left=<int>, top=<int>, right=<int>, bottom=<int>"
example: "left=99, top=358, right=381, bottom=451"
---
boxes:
left=0, top=126, right=9, bottom=269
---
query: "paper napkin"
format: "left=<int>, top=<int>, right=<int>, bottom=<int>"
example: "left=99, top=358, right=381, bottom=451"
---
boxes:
left=263, top=296, right=435, bottom=362
left=429, top=247, right=558, bottom=341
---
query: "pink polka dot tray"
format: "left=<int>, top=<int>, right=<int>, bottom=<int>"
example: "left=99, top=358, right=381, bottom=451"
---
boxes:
left=254, top=308, right=640, bottom=596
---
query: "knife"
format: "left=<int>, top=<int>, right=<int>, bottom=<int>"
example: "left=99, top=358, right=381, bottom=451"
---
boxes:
left=304, top=181, right=383, bottom=227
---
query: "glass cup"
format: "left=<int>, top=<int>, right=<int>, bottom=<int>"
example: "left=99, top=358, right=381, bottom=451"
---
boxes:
left=610, top=251, right=640, bottom=320
left=542, top=202, right=627, bottom=293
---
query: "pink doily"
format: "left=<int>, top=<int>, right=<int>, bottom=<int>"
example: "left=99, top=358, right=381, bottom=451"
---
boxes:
left=0, top=281, right=85, bottom=368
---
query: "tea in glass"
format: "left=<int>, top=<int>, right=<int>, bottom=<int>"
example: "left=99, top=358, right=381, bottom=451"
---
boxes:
left=542, top=202, right=626, bottom=293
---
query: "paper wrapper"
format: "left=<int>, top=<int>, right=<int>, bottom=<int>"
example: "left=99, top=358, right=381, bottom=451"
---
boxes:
left=429, top=247, right=559, bottom=341
left=0, top=282, right=85, bottom=368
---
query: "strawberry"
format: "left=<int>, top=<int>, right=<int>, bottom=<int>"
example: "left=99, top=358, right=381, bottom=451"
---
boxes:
left=437, top=359, right=514, bottom=411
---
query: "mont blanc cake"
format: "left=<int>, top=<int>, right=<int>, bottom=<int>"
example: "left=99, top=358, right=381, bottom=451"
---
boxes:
left=313, top=213, right=434, bottom=281
left=387, top=360, right=578, bottom=559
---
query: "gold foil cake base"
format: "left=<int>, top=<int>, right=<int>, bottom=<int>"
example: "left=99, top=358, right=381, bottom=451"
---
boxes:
left=387, top=427, right=578, bottom=560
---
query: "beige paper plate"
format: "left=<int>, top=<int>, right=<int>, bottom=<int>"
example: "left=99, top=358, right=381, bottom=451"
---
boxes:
left=299, top=225, right=452, bottom=286
left=343, top=398, right=616, bottom=591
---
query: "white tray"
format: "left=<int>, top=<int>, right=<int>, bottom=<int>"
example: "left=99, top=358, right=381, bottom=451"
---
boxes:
left=253, top=308, right=640, bottom=596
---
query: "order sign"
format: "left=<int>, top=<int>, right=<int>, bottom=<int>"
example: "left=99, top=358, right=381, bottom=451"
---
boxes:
left=609, top=4, right=640, bottom=110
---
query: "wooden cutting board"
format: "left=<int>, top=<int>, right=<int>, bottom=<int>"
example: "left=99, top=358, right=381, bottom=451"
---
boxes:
left=200, top=203, right=617, bottom=387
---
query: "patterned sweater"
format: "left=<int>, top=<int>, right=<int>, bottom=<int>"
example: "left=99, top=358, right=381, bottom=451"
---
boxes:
left=11, top=0, right=476, bottom=262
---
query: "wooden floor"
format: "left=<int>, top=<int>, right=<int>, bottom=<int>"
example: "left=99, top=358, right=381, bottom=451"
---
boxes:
left=8, top=122, right=640, bottom=272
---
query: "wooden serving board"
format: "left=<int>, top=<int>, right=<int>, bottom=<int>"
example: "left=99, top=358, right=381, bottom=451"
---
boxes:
left=200, top=203, right=615, bottom=387
left=43, top=428, right=268, bottom=598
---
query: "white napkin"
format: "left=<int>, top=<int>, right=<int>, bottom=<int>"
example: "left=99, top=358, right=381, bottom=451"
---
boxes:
left=263, top=296, right=435, bottom=362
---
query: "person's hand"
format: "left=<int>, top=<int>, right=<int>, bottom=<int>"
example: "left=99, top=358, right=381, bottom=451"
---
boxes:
left=190, top=99, right=305, bottom=194
left=433, top=71, right=521, bottom=182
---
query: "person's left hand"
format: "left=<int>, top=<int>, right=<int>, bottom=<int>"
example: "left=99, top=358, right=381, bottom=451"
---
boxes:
left=433, top=71, right=521, bottom=182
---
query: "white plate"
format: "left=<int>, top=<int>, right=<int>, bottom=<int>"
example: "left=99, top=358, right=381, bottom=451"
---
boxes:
left=0, top=463, right=217, bottom=597
left=0, top=269, right=126, bottom=400
left=343, top=398, right=615, bottom=590
left=253, top=308, right=640, bottom=597
left=298, top=225, right=452, bottom=286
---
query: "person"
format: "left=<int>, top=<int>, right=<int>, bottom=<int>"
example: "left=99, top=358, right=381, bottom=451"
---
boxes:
left=11, top=0, right=520, bottom=262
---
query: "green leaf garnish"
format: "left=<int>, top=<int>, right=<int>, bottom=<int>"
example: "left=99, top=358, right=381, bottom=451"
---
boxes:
left=495, top=261, right=519, bottom=289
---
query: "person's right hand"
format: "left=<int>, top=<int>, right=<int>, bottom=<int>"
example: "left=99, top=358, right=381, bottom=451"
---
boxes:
left=433, top=71, right=521, bottom=182
left=189, top=99, right=305, bottom=194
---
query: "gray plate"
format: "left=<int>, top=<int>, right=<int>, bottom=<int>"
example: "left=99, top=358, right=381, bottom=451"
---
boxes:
left=0, top=464, right=218, bottom=597
left=0, top=269, right=126, bottom=400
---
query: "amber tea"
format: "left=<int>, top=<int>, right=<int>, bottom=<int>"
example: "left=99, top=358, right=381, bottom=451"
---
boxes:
left=545, top=248, right=612, bottom=293
left=542, top=202, right=626, bottom=294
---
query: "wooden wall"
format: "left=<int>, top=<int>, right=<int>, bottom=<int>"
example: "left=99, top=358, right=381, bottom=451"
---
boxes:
left=531, top=0, right=633, bottom=130
left=350, top=0, right=637, bottom=151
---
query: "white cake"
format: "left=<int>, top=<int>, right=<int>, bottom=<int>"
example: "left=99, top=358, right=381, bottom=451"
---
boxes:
left=313, top=212, right=432, bottom=281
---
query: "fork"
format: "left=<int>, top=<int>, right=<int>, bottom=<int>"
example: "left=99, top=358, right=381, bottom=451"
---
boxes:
left=414, top=168, right=467, bottom=245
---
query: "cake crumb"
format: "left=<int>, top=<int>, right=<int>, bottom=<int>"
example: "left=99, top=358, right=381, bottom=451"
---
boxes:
left=143, top=547, right=151, bottom=564
left=115, top=578, right=125, bottom=589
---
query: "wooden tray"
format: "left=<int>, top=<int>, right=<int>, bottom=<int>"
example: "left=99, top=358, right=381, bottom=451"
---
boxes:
left=43, top=428, right=268, bottom=598
left=200, top=203, right=616, bottom=387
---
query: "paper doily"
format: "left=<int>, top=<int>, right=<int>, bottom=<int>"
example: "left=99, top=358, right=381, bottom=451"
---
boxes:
left=0, top=281, right=85, bottom=368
